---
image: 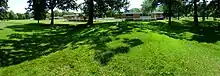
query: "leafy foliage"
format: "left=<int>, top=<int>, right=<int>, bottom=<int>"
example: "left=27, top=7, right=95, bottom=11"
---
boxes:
left=0, top=0, right=8, bottom=20
left=27, top=0, right=47, bottom=22
left=130, top=8, right=141, bottom=12
left=1, top=19, right=220, bottom=75
left=207, top=0, right=220, bottom=19
left=46, top=0, right=78, bottom=24
left=81, top=0, right=129, bottom=24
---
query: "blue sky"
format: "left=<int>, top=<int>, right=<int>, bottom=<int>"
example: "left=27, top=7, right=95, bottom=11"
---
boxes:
left=8, top=0, right=144, bottom=13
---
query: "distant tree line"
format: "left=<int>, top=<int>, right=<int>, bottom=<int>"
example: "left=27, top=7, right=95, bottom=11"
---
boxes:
left=1, top=0, right=129, bottom=24
left=46, top=10, right=82, bottom=18
left=141, top=0, right=220, bottom=26
left=3, top=11, right=32, bottom=20
left=0, top=0, right=9, bottom=20
left=2, top=0, right=219, bottom=26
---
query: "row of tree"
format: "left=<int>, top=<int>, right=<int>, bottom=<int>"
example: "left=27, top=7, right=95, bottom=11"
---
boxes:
left=2, top=11, right=32, bottom=20
left=1, top=0, right=129, bottom=24
left=141, top=0, right=220, bottom=26
left=0, top=10, right=77, bottom=20
left=26, top=0, right=129, bottom=25
left=1, top=0, right=219, bottom=26
left=0, top=0, right=8, bottom=20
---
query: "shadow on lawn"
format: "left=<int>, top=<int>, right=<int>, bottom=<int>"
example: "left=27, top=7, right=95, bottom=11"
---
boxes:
left=147, top=20, right=220, bottom=43
left=1, top=20, right=219, bottom=67
left=0, top=22, right=143, bottom=67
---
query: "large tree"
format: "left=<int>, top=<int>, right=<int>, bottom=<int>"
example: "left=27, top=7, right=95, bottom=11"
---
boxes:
left=27, top=0, right=47, bottom=23
left=201, top=0, right=207, bottom=21
left=143, top=0, right=184, bottom=26
left=83, top=0, right=130, bottom=25
left=87, top=0, right=94, bottom=25
left=207, top=0, right=220, bottom=20
left=54, top=10, right=62, bottom=17
left=24, top=12, right=32, bottom=19
left=141, top=0, right=156, bottom=13
left=0, top=0, right=8, bottom=20
left=130, top=8, right=141, bottom=12
left=8, top=10, right=17, bottom=20
left=194, top=0, right=199, bottom=26
left=46, top=0, right=77, bottom=24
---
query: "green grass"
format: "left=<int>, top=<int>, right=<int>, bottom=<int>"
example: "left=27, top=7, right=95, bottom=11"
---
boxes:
left=1, top=19, right=220, bottom=76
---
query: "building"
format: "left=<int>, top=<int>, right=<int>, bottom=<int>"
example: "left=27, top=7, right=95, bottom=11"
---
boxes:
left=119, top=12, right=164, bottom=21
left=54, top=17, right=64, bottom=20
left=63, top=13, right=87, bottom=21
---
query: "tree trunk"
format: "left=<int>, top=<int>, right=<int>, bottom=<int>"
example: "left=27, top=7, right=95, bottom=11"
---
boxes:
left=177, top=8, right=180, bottom=20
left=50, top=8, right=54, bottom=25
left=194, top=0, right=199, bottom=26
left=87, top=0, right=94, bottom=25
left=38, top=20, right=39, bottom=23
left=202, top=0, right=206, bottom=21
left=177, top=15, right=180, bottom=20
left=168, top=0, right=172, bottom=26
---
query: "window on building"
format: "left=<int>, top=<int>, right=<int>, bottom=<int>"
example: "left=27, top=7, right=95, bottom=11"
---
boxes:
left=126, top=14, right=133, bottom=16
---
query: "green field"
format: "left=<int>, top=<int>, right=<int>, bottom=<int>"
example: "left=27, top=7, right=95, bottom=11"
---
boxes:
left=1, top=19, right=220, bottom=75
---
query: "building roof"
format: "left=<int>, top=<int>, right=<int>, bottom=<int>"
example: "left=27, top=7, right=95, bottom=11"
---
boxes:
left=123, top=12, right=163, bottom=15
left=123, top=12, right=142, bottom=14
left=151, top=12, right=164, bottom=14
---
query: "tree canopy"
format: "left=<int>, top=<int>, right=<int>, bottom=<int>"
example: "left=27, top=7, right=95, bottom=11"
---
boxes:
left=27, top=0, right=47, bottom=23
left=46, top=0, right=78, bottom=24
left=130, top=8, right=141, bottom=12
left=0, top=0, right=8, bottom=20
left=82, top=0, right=130, bottom=24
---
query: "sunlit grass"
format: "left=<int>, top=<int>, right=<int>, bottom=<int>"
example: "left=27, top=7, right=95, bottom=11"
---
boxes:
left=0, top=19, right=220, bottom=75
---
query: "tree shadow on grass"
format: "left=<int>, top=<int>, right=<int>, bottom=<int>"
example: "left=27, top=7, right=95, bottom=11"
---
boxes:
left=147, top=20, right=220, bottom=43
left=92, top=38, right=143, bottom=65
left=0, top=21, right=144, bottom=67
left=5, top=23, right=54, bottom=32
left=5, top=19, right=219, bottom=67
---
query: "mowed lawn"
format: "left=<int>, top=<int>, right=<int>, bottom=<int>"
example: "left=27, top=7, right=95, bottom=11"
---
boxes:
left=1, top=19, right=220, bottom=75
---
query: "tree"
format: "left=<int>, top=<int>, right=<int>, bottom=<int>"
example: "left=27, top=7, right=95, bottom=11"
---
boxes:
left=87, top=0, right=94, bottom=25
left=83, top=0, right=130, bottom=25
left=201, top=0, right=207, bottom=21
left=24, top=12, right=31, bottom=19
left=54, top=10, right=62, bottom=17
left=207, top=0, right=220, bottom=20
left=106, top=9, right=115, bottom=17
left=0, top=0, right=8, bottom=20
left=168, top=0, right=172, bottom=26
left=46, top=0, right=77, bottom=24
left=16, top=13, right=26, bottom=19
left=130, top=8, right=141, bottom=12
left=27, top=0, right=47, bottom=23
left=142, top=0, right=154, bottom=13
left=8, top=10, right=17, bottom=19
left=144, top=0, right=180, bottom=26
left=194, top=0, right=199, bottom=26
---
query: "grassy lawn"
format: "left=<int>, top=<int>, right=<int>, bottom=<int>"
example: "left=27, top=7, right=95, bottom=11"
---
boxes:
left=1, top=19, right=220, bottom=75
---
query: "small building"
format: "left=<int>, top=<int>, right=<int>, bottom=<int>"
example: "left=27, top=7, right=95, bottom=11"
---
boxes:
left=63, top=13, right=87, bottom=21
left=151, top=12, right=164, bottom=20
left=119, top=12, right=164, bottom=21
left=54, top=17, right=64, bottom=20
